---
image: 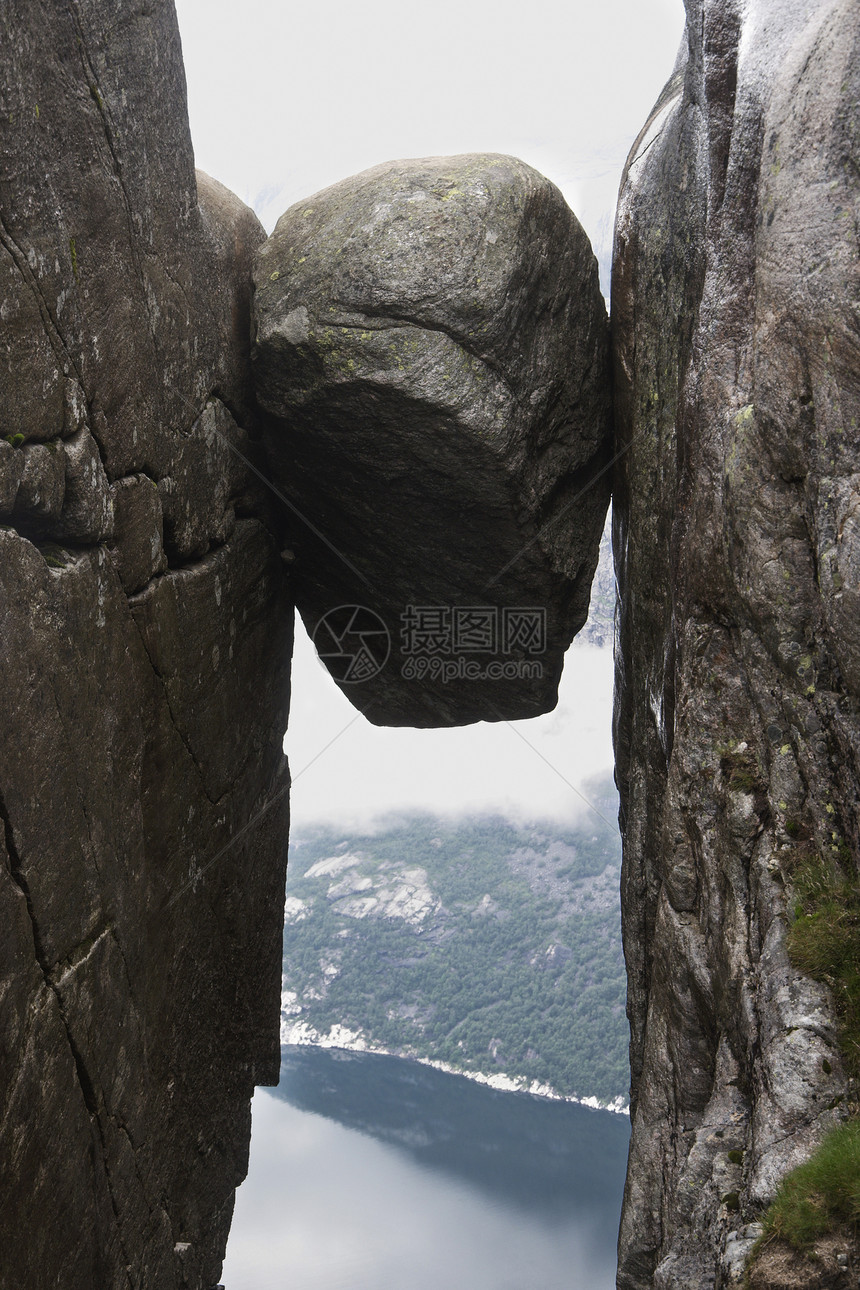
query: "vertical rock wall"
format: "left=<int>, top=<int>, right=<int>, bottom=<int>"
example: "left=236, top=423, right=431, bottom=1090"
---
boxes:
left=0, top=3, right=292, bottom=1287
left=613, top=0, right=860, bottom=1284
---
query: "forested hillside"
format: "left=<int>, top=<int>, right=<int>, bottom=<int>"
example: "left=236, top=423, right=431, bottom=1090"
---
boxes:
left=281, top=780, right=628, bottom=1106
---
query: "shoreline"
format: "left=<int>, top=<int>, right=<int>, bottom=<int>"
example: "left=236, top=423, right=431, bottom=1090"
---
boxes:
left=280, top=1017, right=630, bottom=1116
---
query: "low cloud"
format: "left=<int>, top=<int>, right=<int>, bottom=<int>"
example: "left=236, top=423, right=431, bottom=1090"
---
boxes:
left=285, top=615, right=615, bottom=832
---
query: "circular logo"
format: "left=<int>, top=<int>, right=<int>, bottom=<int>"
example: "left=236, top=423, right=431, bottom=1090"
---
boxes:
left=312, top=605, right=390, bottom=684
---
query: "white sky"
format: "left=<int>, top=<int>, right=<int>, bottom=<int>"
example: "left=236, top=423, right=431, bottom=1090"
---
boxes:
left=287, top=624, right=616, bottom=831
left=173, top=0, right=685, bottom=829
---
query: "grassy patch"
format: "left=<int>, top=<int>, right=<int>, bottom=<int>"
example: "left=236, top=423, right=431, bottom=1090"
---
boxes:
left=786, top=855, right=860, bottom=1079
left=747, top=855, right=860, bottom=1276
left=38, top=542, right=73, bottom=570
left=718, top=742, right=762, bottom=794
left=755, top=1120, right=860, bottom=1251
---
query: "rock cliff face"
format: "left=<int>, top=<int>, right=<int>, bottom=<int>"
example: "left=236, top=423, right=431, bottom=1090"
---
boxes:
left=612, top=0, right=860, bottom=1284
left=0, top=3, right=291, bottom=1287
left=1, top=3, right=610, bottom=1285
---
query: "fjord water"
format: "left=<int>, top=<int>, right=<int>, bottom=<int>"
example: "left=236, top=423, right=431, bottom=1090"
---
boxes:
left=222, top=1047, right=629, bottom=1290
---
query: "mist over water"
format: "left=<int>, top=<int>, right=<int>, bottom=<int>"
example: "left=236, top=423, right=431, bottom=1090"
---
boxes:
left=223, top=1048, right=629, bottom=1290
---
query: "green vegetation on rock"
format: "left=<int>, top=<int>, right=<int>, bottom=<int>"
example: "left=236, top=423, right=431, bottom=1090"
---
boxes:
left=753, top=1121, right=860, bottom=1254
left=786, top=854, right=860, bottom=1080
left=748, top=855, right=860, bottom=1273
left=282, top=780, right=629, bottom=1105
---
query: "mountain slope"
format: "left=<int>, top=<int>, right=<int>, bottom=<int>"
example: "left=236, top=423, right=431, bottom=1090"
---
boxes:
left=281, top=784, right=627, bottom=1107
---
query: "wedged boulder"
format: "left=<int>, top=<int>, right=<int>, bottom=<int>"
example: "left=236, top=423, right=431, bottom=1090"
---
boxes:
left=253, top=153, right=611, bottom=726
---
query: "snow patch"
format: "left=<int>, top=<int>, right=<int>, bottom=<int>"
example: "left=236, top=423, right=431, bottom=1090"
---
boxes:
left=328, top=871, right=373, bottom=899
left=283, top=896, right=310, bottom=924
left=305, top=852, right=362, bottom=879
left=279, top=1005, right=629, bottom=1115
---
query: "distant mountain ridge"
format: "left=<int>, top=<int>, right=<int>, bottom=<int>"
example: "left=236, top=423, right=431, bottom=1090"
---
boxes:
left=280, top=785, right=628, bottom=1109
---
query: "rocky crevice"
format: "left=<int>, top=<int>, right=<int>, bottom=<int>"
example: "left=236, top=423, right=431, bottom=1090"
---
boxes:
left=5, top=0, right=859, bottom=1286
left=0, top=784, right=136, bottom=1281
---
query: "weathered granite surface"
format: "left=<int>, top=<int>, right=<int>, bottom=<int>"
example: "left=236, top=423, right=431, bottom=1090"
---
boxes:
left=18, top=0, right=860, bottom=1284
left=0, top=3, right=291, bottom=1287
left=253, top=154, right=611, bottom=726
left=612, top=0, right=860, bottom=1285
